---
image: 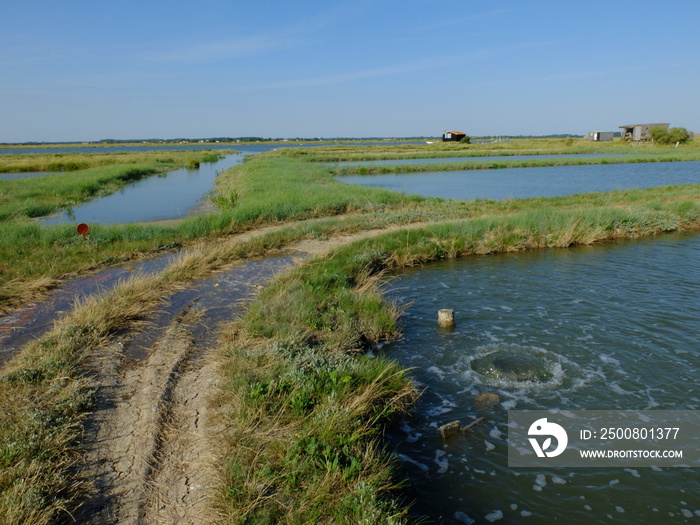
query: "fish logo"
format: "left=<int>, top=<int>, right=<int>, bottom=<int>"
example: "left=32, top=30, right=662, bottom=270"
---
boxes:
left=528, top=418, right=568, bottom=458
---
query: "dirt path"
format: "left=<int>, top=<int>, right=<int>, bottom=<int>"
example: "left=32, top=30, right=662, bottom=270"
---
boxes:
left=76, top=306, right=221, bottom=524
left=71, top=219, right=434, bottom=523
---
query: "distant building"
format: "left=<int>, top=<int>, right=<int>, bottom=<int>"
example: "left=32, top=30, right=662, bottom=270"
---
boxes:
left=585, top=131, right=615, bottom=142
left=442, top=131, right=467, bottom=142
left=619, top=123, right=669, bottom=141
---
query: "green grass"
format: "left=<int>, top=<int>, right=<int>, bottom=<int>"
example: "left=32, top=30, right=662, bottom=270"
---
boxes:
left=332, top=153, right=700, bottom=176
left=0, top=164, right=165, bottom=221
left=217, top=194, right=700, bottom=523
left=0, top=149, right=235, bottom=173
left=0, top=156, right=419, bottom=312
left=1, top=142, right=699, bottom=522
left=269, top=136, right=700, bottom=163
left=2, top=150, right=700, bottom=313
left=0, top=150, right=232, bottom=221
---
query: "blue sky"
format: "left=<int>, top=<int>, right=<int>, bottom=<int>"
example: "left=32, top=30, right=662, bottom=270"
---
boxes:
left=2, top=1, right=699, bottom=142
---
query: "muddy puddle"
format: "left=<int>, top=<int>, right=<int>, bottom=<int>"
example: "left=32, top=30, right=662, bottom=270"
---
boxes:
left=122, top=255, right=299, bottom=360
left=0, top=252, right=301, bottom=367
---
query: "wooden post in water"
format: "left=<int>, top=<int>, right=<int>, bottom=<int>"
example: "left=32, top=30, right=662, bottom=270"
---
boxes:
left=438, top=308, right=455, bottom=328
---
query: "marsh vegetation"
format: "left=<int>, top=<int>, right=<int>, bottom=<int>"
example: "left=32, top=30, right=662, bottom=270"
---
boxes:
left=0, top=138, right=699, bottom=523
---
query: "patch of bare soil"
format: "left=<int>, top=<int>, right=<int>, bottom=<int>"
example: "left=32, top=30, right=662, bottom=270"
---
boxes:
left=289, top=221, right=432, bottom=257
left=76, top=307, right=223, bottom=524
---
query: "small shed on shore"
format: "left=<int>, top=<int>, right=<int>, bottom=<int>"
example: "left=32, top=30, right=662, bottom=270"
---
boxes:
left=585, top=131, right=615, bottom=142
left=619, top=123, right=669, bottom=141
left=442, top=131, right=467, bottom=142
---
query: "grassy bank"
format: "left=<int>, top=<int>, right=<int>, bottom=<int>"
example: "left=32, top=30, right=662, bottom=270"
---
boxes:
left=4, top=192, right=698, bottom=523
left=1, top=144, right=700, bottom=522
left=332, top=153, right=700, bottom=176
left=0, top=149, right=232, bottom=173
left=0, top=156, right=419, bottom=313
left=216, top=198, right=700, bottom=523
left=0, top=150, right=231, bottom=220
left=4, top=149, right=699, bottom=314
left=271, top=136, right=699, bottom=163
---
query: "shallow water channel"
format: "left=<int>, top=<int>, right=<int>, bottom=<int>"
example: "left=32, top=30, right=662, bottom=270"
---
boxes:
left=383, top=233, right=700, bottom=524
left=338, top=160, right=700, bottom=200
left=41, top=154, right=244, bottom=225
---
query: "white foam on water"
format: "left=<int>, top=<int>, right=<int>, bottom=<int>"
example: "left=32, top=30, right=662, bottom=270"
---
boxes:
left=682, top=509, right=694, bottom=518
left=484, top=440, right=495, bottom=452
left=609, top=382, right=635, bottom=395
left=510, top=504, right=518, bottom=511
left=535, top=474, right=547, bottom=487
left=521, top=510, right=533, bottom=517
left=609, top=479, right=620, bottom=486
left=427, top=405, right=453, bottom=417
left=552, top=476, right=567, bottom=485
left=453, top=511, right=475, bottom=524
left=434, top=449, right=449, bottom=473
left=644, top=389, right=661, bottom=409
left=489, top=426, right=502, bottom=439
left=396, top=453, right=429, bottom=473
left=463, top=343, right=579, bottom=399
left=484, top=509, right=503, bottom=522
left=426, top=366, right=446, bottom=380
left=624, top=468, right=641, bottom=478
left=501, top=399, right=518, bottom=410
left=584, top=505, right=592, bottom=511
left=615, top=506, right=625, bottom=513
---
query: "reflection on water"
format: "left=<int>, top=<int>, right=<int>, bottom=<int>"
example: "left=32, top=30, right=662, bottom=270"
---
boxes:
left=335, top=153, right=629, bottom=167
left=41, top=154, right=243, bottom=225
left=338, top=160, right=700, bottom=200
left=383, top=233, right=700, bottom=524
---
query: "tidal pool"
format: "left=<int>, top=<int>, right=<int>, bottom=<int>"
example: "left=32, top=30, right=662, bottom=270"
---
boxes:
left=383, top=233, right=700, bottom=524
left=338, top=160, right=700, bottom=200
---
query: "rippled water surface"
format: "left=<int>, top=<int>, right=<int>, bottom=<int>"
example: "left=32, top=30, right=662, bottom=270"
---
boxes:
left=383, top=233, right=700, bottom=524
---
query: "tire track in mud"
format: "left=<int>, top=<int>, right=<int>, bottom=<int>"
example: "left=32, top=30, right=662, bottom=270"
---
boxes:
left=74, top=256, right=298, bottom=524
left=3, top=219, right=434, bottom=523
left=77, top=304, right=215, bottom=524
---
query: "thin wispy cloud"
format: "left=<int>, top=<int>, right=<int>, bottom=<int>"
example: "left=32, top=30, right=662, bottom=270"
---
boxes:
left=148, top=5, right=359, bottom=64
left=421, top=8, right=515, bottom=30
left=149, top=33, right=309, bottom=63
left=257, top=50, right=497, bottom=90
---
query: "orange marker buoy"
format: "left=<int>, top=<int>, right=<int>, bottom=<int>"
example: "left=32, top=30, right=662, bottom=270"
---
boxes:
left=77, top=223, right=89, bottom=240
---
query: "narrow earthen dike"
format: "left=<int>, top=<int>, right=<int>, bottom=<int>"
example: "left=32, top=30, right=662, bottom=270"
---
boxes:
left=6, top=220, right=432, bottom=524
left=77, top=306, right=221, bottom=524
